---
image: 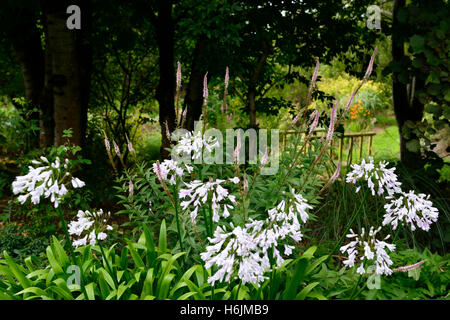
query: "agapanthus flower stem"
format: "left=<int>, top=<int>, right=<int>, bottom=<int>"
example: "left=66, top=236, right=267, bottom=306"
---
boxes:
left=196, top=166, right=211, bottom=238
left=326, top=188, right=370, bottom=264
left=95, top=232, right=119, bottom=290
left=172, top=183, right=184, bottom=251
left=349, top=260, right=366, bottom=299
left=57, top=206, right=90, bottom=300
left=57, top=206, right=77, bottom=262
left=393, top=225, right=402, bottom=242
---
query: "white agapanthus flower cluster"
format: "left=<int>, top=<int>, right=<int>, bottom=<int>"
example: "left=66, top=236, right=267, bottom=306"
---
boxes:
left=346, top=156, right=402, bottom=196
left=68, top=209, right=113, bottom=248
left=201, top=190, right=312, bottom=285
left=179, top=177, right=239, bottom=224
left=12, top=156, right=85, bottom=208
left=340, top=226, right=396, bottom=276
left=173, top=130, right=219, bottom=160
left=383, top=190, right=439, bottom=232
left=152, top=159, right=193, bottom=185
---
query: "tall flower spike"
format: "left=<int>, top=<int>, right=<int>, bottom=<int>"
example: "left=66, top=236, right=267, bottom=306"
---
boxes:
left=234, top=131, right=241, bottom=164
left=103, top=132, right=117, bottom=172
left=311, top=60, right=319, bottom=88
left=203, top=73, right=208, bottom=102
left=291, top=110, right=302, bottom=126
left=364, top=48, right=378, bottom=79
left=176, top=61, right=182, bottom=124
left=128, top=180, right=134, bottom=199
left=176, top=61, right=182, bottom=92
left=224, top=66, right=229, bottom=91
left=112, top=140, right=121, bottom=157
left=104, top=132, right=111, bottom=153
left=326, top=101, right=338, bottom=143
left=393, top=260, right=425, bottom=273
left=330, top=162, right=341, bottom=184
left=259, top=148, right=269, bottom=170
left=309, top=110, right=320, bottom=134
left=202, top=72, right=209, bottom=134
left=180, top=108, right=187, bottom=128
left=125, top=134, right=135, bottom=155
left=165, top=120, right=171, bottom=143
left=344, top=89, right=357, bottom=112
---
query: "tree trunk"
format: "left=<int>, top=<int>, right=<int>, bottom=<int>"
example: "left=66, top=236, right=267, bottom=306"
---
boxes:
left=392, top=0, right=425, bottom=169
left=248, top=88, right=257, bottom=128
left=155, top=0, right=176, bottom=159
left=39, top=25, right=55, bottom=148
left=247, top=48, right=269, bottom=128
left=183, top=36, right=208, bottom=131
left=45, top=3, right=84, bottom=146
left=7, top=10, right=44, bottom=148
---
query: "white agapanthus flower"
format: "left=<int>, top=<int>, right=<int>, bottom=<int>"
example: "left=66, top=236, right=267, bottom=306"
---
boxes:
left=202, top=223, right=273, bottom=285
left=201, top=190, right=312, bottom=285
left=340, top=226, right=396, bottom=276
left=179, top=177, right=239, bottom=224
left=12, top=156, right=85, bottom=208
left=152, top=159, right=193, bottom=185
left=173, top=130, right=219, bottom=160
left=68, top=209, right=113, bottom=248
left=346, top=156, right=402, bottom=196
left=383, top=190, right=439, bottom=232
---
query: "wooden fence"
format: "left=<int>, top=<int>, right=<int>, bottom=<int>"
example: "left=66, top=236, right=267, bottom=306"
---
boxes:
left=281, top=129, right=376, bottom=166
